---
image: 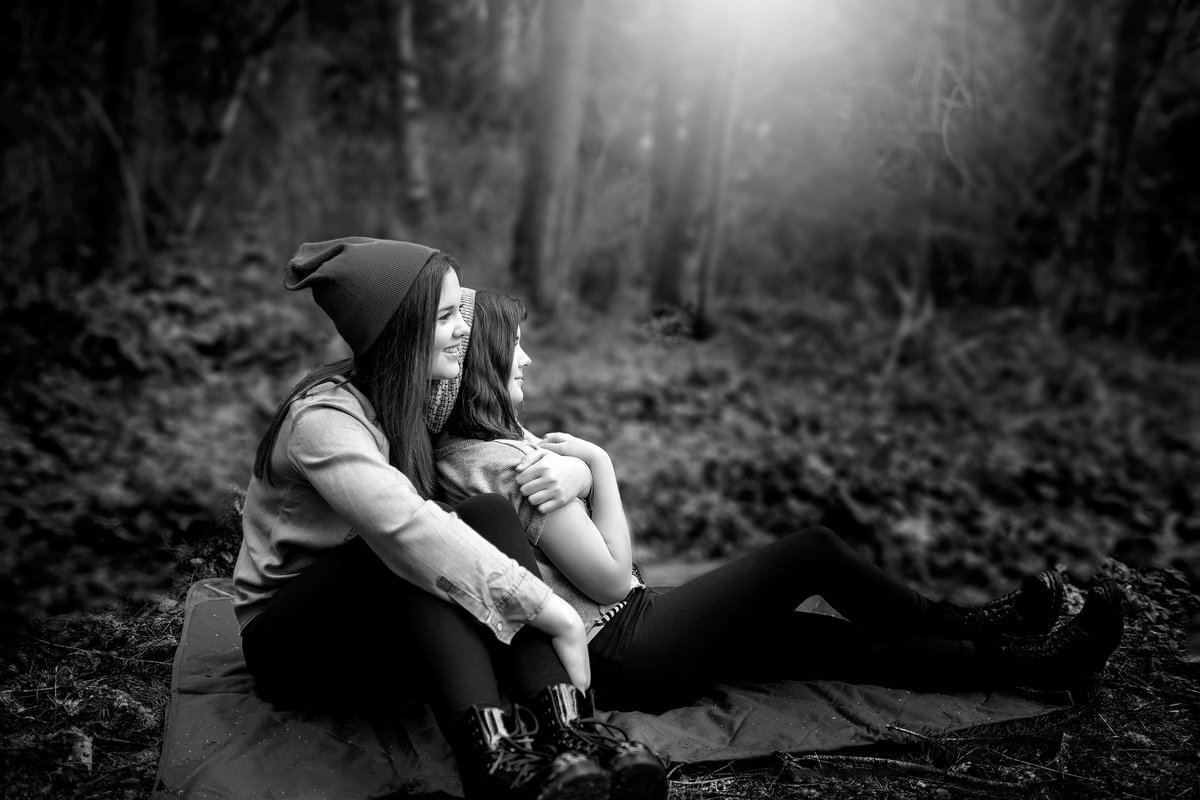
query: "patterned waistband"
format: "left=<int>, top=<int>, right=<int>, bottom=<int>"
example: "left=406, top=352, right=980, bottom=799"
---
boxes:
left=594, top=596, right=631, bottom=628
left=586, top=563, right=646, bottom=639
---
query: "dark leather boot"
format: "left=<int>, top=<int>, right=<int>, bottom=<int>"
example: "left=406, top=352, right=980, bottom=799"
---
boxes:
left=987, top=579, right=1125, bottom=700
left=932, top=569, right=1065, bottom=640
left=450, top=704, right=609, bottom=800
left=531, top=684, right=668, bottom=800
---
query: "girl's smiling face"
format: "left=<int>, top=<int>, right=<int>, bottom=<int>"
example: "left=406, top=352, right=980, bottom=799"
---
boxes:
left=508, top=327, right=532, bottom=407
left=430, top=271, right=469, bottom=380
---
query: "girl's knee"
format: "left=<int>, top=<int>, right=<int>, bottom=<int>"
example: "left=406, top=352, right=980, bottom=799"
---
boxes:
left=787, top=525, right=844, bottom=554
left=453, top=493, right=511, bottom=521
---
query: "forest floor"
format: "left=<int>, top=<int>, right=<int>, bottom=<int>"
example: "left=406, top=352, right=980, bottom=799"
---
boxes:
left=2, top=292, right=1198, bottom=799
left=1, top=553, right=1196, bottom=799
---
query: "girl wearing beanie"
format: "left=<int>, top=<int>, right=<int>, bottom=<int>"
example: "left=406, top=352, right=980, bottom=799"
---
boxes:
left=434, top=290, right=1126, bottom=717
left=234, top=239, right=640, bottom=800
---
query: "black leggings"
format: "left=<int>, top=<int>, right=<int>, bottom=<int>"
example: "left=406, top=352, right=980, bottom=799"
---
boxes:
left=241, top=495, right=567, bottom=731
left=590, top=526, right=982, bottom=712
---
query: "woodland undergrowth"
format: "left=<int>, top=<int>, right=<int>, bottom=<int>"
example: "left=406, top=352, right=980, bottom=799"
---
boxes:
left=1, top=255, right=1198, bottom=799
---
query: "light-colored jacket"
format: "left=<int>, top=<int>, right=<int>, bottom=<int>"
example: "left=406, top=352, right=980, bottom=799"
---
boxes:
left=233, top=380, right=551, bottom=643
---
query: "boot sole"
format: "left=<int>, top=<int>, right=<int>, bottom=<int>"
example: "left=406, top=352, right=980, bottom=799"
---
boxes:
left=538, top=763, right=610, bottom=800
left=612, top=759, right=670, bottom=800
left=1014, top=669, right=1103, bottom=706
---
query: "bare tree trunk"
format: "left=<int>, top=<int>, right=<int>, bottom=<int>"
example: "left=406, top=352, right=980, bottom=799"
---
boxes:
left=483, top=0, right=521, bottom=122
left=646, top=0, right=736, bottom=316
left=644, top=0, right=690, bottom=310
left=460, top=0, right=521, bottom=128
left=93, top=0, right=152, bottom=272
left=185, top=59, right=258, bottom=241
left=510, top=0, right=590, bottom=313
left=391, top=0, right=433, bottom=230
left=126, top=0, right=156, bottom=266
left=1067, top=0, right=1182, bottom=325
left=693, top=24, right=743, bottom=334
left=1089, top=0, right=1183, bottom=279
left=184, top=0, right=301, bottom=241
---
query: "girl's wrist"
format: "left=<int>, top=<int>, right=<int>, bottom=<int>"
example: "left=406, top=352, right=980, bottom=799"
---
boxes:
left=581, top=444, right=608, bottom=470
left=536, top=593, right=584, bottom=637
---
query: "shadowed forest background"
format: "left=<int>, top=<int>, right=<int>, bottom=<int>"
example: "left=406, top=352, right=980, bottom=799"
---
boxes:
left=2, top=0, right=1199, bottom=659
left=2, top=1, right=1200, bottom=797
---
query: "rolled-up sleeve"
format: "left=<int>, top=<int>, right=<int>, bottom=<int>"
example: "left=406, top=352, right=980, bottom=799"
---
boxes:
left=289, top=404, right=551, bottom=643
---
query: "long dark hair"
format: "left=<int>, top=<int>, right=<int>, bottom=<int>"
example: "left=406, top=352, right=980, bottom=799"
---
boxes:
left=253, top=254, right=458, bottom=497
left=443, top=290, right=526, bottom=442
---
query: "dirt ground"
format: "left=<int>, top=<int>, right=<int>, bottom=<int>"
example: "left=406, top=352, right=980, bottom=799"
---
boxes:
left=1, top=557, right=1195, bottom=800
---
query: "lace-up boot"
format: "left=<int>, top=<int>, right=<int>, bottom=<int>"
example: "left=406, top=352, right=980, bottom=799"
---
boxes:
left=531, top=683, right=668, bottom=800
left=986, top=579, right=1125, bottom=700
left=931, top=569, right=1065, bottom=640
left=450, top=704, right=609, bottom=800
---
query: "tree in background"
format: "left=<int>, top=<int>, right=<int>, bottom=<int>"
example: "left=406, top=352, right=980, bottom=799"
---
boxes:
left=389, top=0, right=433, bottom=231
left=1, top=0, right=1198, bottom=642
left=510, top=0, right=591, bottom=313
left=1005, top=0, right=1193, bottom=346
left=643, top=0, right=741, bottom=329
left=463, top=0, right=523, bottom=128
left=185, top=0, right=303, bottom=242
left=0, top=0, right=1195, bottom=340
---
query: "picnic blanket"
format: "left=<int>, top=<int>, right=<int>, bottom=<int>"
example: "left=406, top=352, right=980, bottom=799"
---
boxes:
left=152, top=578, right=1061, bottom=799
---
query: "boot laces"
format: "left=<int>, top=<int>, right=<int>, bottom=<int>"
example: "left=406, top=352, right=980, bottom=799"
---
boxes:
left=941, top=595, right=1018, bottom=636
left=486, top=706, right=550, bottom=785
left=970, top=589, right=1020, bottom=624
left=567, top=716, right=642, bottom=755
left=948, top=571, right=1059, bottom=633
left=1005, top=620, right=1084, bottom=659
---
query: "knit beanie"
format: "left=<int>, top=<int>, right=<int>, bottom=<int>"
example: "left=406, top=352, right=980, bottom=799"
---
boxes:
left=283, top=237, right=439, bottom=358
left=425, top=287, right=476, bottom=433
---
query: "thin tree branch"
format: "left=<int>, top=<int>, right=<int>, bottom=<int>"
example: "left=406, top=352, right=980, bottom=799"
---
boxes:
left=79, top=86, right=150, bottom=271
left=780, top=752, right=1029, bottom=792
left=244, top=0, right=303, bottom=59
left=23, top=635, right=172, bottom=667
left=183, top=0, right=302, bottom=241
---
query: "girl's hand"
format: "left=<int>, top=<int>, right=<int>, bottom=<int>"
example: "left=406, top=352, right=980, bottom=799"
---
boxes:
left=550, top=627, right=591, bottom=692
left=531, top=594, right=591, bottom=691
left=537, top=432, right=606, bottom=465
left=515, top=448, right=593, bottom=514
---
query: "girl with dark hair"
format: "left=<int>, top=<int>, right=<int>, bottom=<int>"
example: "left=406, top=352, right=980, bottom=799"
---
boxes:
left=234, top=239, right=666, bottom=800
left=434, top=290, right=1126, bottom=716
